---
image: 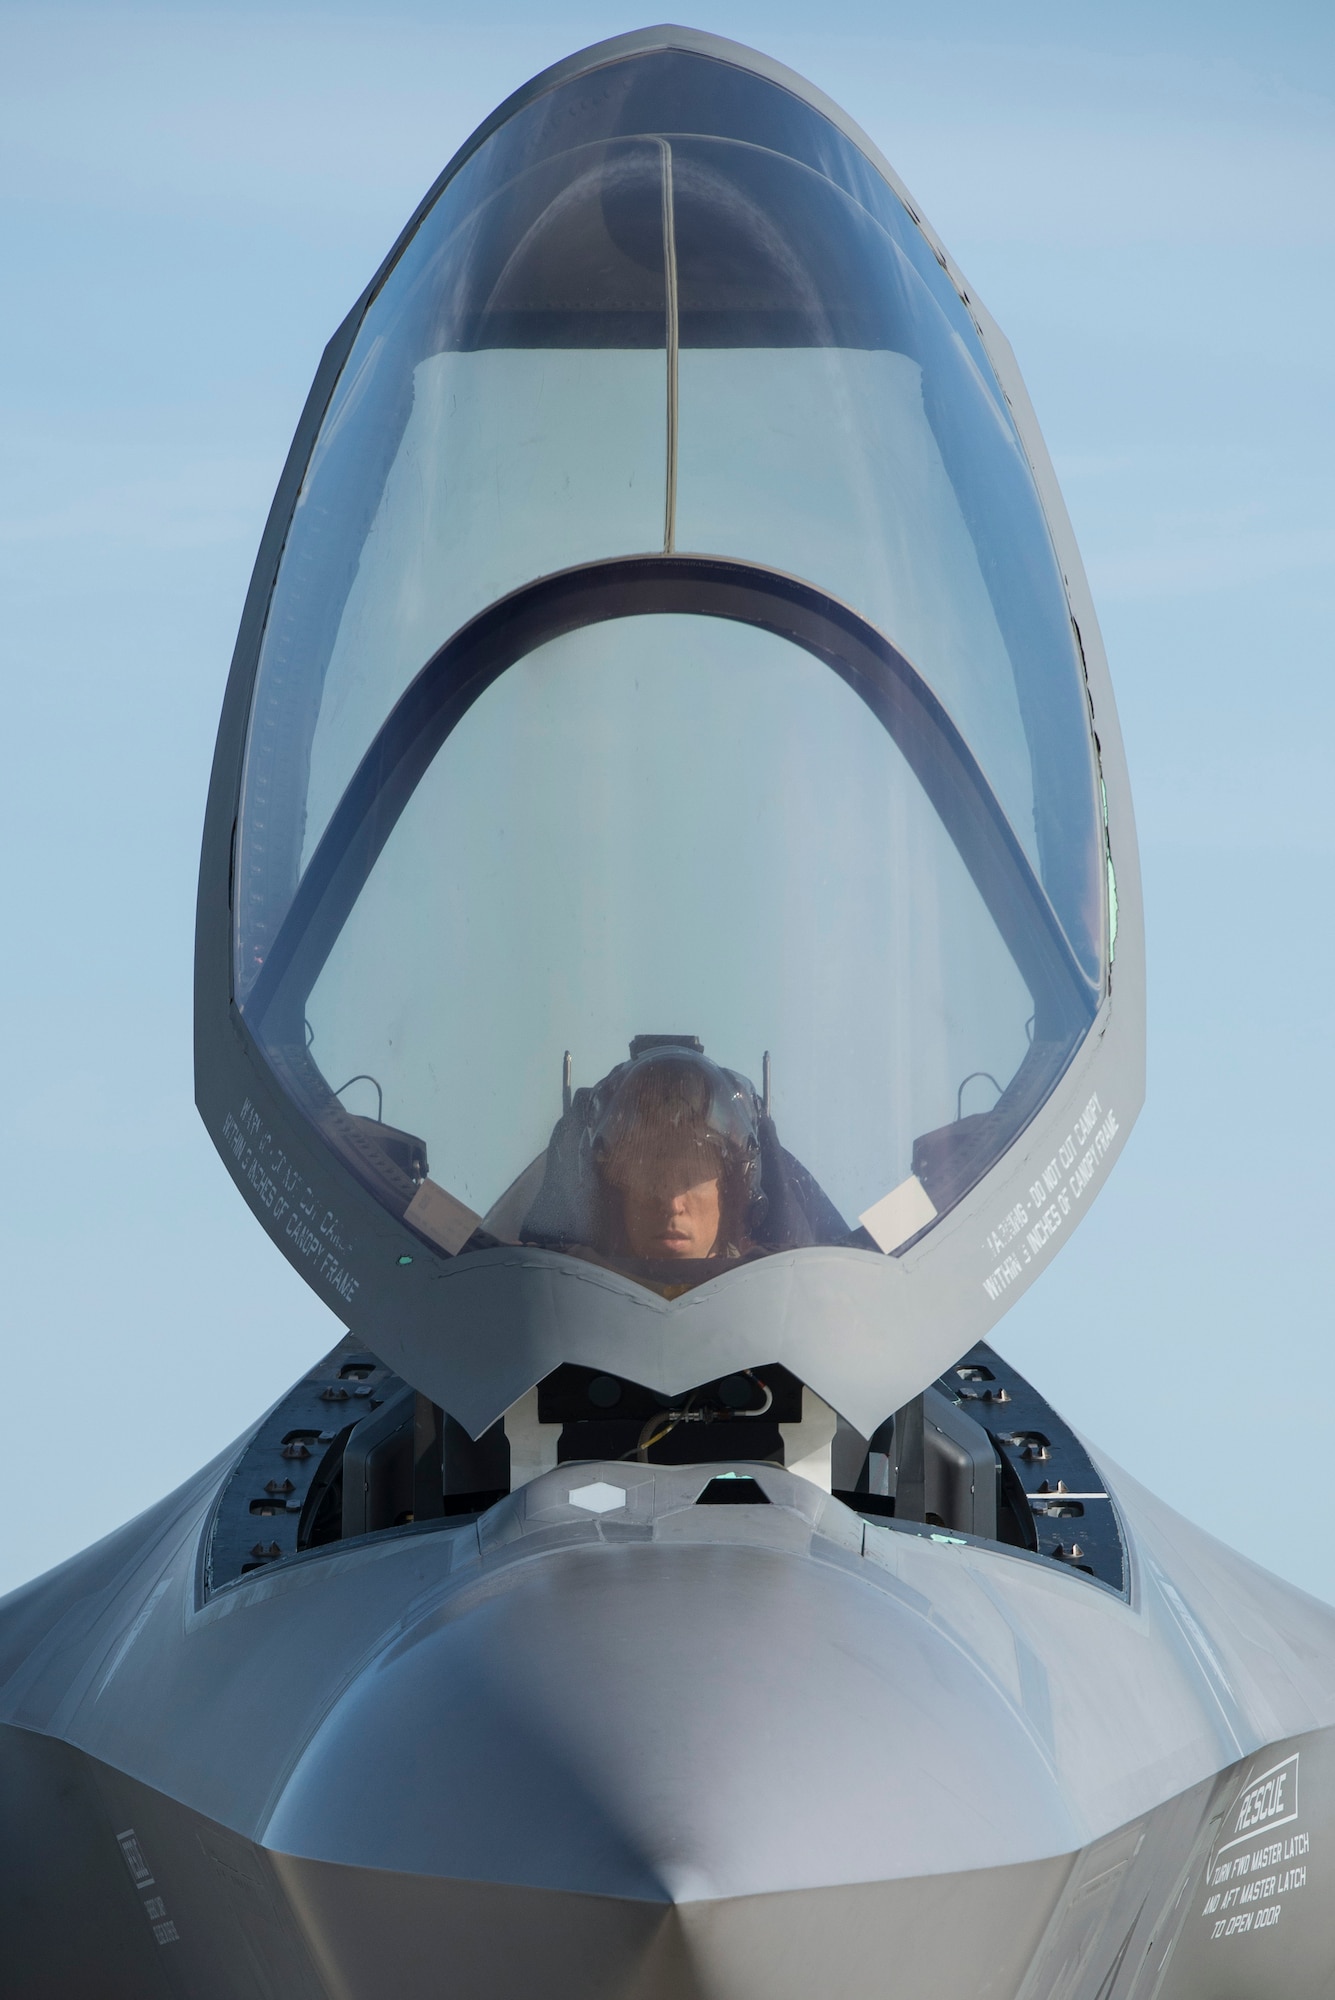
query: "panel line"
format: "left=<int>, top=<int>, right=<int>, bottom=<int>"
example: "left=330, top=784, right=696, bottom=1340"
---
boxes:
left=661, top=139, right=679, bottom=554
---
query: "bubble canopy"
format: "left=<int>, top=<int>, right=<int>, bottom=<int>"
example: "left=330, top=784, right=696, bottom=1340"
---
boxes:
left=199, top=31, right=1140, bottom=1430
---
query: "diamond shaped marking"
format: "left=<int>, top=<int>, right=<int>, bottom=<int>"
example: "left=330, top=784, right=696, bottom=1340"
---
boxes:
left=568, top=1481, right=627, bottom=1515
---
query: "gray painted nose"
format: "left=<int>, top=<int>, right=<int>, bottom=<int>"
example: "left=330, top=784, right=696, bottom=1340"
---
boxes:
left=264, top=1509, right=1076, bottom=1997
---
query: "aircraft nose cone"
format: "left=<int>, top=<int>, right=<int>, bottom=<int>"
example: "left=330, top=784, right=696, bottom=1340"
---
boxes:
left=263, top=1503, right=1077, bottom=1997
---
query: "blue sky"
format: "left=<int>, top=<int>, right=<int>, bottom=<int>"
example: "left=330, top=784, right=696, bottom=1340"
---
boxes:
left=1, top=1, right=1332, bottom=1598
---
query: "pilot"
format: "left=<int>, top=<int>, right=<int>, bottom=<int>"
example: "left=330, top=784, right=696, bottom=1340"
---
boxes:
left=583, top=1048, right=761, bottom=1264
left=519, top=1040, right=848, bottom=1273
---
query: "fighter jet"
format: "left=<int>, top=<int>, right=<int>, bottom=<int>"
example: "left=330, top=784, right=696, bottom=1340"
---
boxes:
left=4, top=25, right=1332, bottom=2000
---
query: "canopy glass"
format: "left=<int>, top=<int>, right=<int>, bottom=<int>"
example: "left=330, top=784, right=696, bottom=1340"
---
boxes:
left=232, top=49, right=1103, bottom=1287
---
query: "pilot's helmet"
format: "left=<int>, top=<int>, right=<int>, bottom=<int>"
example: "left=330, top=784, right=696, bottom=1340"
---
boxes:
left=582, top=1048, right=765, bottom=1251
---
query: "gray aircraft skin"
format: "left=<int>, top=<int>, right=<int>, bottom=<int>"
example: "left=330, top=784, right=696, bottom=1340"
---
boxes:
left=4, top=26, right=1333, bottom=2000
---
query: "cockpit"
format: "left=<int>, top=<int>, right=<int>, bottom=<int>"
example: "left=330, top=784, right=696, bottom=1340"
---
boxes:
left=199, top=34, right=1137, bottom=1574
left=227, top=47, right=1105, bottom=1290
